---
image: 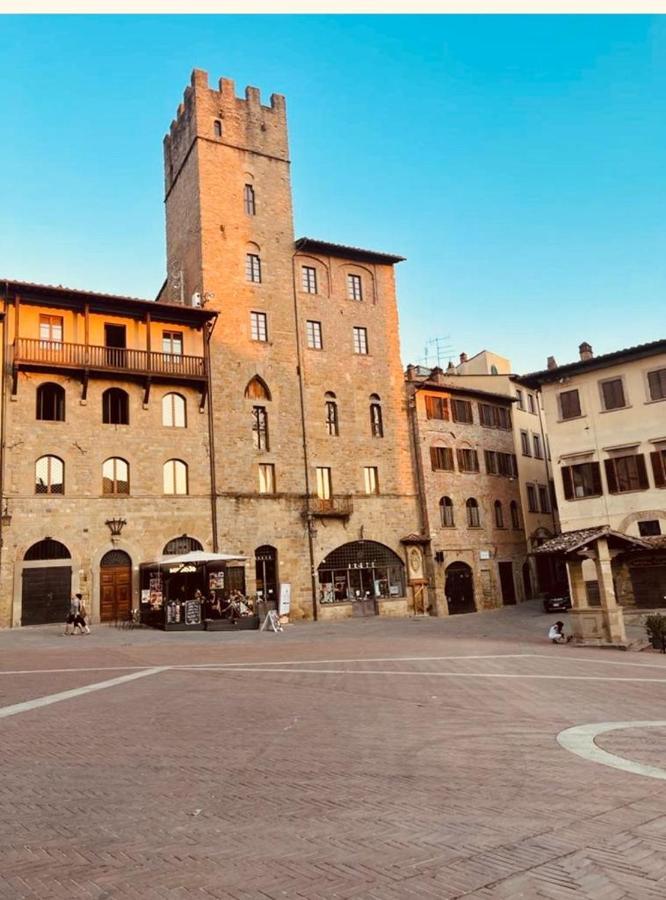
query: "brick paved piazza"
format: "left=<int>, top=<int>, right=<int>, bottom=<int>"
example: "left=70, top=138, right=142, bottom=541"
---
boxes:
left=1, top=602, right=666, bottom=900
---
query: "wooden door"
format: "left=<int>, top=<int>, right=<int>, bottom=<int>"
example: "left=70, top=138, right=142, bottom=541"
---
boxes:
left=100, top=565, right=132, bottom=622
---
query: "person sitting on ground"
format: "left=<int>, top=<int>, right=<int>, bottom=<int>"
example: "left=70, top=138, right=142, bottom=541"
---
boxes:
left=548, top=620, right=571, bottom=644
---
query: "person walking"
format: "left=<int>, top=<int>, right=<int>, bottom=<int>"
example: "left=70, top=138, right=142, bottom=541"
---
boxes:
left=64, top=593, right=90, bottom=635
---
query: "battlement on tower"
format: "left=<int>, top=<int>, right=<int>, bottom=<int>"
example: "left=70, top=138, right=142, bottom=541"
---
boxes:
left=164, top=68, right=289, bottom=194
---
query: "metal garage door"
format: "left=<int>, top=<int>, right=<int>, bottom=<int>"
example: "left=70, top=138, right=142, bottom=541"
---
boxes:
left=21, top=566, right=72, bottom=626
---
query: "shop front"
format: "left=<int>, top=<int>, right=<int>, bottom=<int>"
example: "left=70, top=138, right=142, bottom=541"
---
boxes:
left=317, top=541, right=406, bottom=618
left=139, top=550, right=255, bottom=631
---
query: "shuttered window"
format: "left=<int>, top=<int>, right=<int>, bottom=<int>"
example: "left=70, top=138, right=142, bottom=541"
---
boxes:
left=479, top=403, right=511, bottom=429
left=562, top=462, right=602, bottom=499
left=651, top=449, right=666, bottom=488
left=430, top=446, right=454, bottom=471
left=648, top=369, right=666, bottom=401
left=457, top=448, right=479, bottom=472
left=451, top=399, right=473, bottom=423
left=600, top=378, right=626, bottom=411
left=559, top=389, right=581, bottom=420
left=425, top=395, right=449, bottom=420
left=604, top=454, right=649, bottom=493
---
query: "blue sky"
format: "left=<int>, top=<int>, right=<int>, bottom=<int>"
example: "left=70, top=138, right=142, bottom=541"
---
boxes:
left=2, top=14, right=665, bottom=372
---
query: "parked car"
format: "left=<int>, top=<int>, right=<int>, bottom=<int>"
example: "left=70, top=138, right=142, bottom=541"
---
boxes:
left=543, top=591, right=572, bottom=613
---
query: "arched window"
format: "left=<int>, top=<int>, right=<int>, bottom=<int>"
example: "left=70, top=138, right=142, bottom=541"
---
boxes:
left=24, top=538, right=71, bottom=560
left=318, top=541, right=405, bottom=602
left=325, top=392, right=339, bottom=436
left=466, top=498, right=480, bottom=528
left=102, top=457, right=129, bottom=495
left=36, top=383, right=65, bottom=421
left=370, top=394, right=383, bottom=438
left=213, top=119, right=222, bottom=138
left=440, top=496, right=454, bottom=527
left=163, top=459, right=188, bottom=495
left=244, top=376, right=271, bottom=400
left=510, top=500, right=521, bottom=530
left=244, top=183, right=256, bottom=215
left=35, top=455, right=64, bottom=494
left=494, top=500, right=504, bottom=528
left=103, top=388, right=129, bottom=425
left=163, top=535, right=203, bottom=555
left=162, top=392, right=186, bottom=427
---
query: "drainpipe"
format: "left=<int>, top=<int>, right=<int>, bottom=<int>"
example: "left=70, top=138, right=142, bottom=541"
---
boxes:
left=0, top=283, right=9, bottom=569
left=406, top=382, right=437, bottom=612
left=203, top=316, right=219, bottom=552
left=291, top=254, right=317, bottom=620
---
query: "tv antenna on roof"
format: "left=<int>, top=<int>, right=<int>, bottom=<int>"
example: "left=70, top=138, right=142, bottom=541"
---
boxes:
left=420, top=336, right=453, bottom=369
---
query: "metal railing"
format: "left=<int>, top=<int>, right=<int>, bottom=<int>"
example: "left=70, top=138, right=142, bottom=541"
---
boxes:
left=13, top=339, right=206, bottom=378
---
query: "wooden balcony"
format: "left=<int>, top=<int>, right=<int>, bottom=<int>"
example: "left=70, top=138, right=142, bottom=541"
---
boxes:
left=307, top=495, right=354, bottom=518
left=12, top=338, right=207, bottom=381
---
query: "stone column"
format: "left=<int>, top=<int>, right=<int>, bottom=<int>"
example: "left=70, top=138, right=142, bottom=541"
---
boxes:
left=566, top=557, right=588, bottom=642
left=595, top=536, right=626, bottom=643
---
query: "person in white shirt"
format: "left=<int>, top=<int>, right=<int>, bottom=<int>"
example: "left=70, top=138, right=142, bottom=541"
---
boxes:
left=548, top=621, right=571, bottom=644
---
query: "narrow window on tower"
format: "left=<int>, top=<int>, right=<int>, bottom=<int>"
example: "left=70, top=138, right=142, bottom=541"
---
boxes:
left=252, top=406, right=269, bottom=450
left=246, top=253, right=262, bottom=283
left=244, top=184, right=256, bottom=216
left=213, top=120, right=223, bottom=138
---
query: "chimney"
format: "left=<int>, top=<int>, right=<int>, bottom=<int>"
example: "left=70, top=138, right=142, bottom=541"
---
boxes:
left=447, top=359, right=456, bottom=373
left=459, top=352, right=468, bottom=364
left=579, top=342, right=593, bottom=361
left=547, top=355, right=558, bottom=370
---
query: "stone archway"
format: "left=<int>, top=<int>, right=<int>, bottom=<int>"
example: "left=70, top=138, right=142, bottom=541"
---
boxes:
left=445, top=561, right=476, bottom=615
left=21, top=539, right=72, bottom=626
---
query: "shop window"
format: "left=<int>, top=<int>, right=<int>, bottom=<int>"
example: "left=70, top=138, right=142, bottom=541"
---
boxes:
left=102, top=457, right=129, bottom=495
left=103, top=388, right=129, bottom=425
left=510, top=500, right=521, bottom=529
left=36, top=383, right=65, bottom=421
left=252, top=406, right=269, bottom=450
left=318, top=540, right=405, bottom=603
left=244, top=183, right=256, bottom=215
left=562, top=462, right=602, bottom=499
left=451, top=399, right=473, bottom=424
left=162, top=392, right=186, bottom=428
left=466, top=498, right=480, bottom=528
left=494, top=500, right=504, bottom=528
left=370, top=395, right=383, bottom=437
left=35, top=455, right=64, bottom=495
left=347, top=274, right=363, bottom=301
left=325, top=393, right=338, bottom=436
left=163, top=459, right=188, bottom=495
left=440, top=496, right=454, bottom=527
left=255, top=545, right=278, bottom=604
left=163, top=535, right=203, bottom=555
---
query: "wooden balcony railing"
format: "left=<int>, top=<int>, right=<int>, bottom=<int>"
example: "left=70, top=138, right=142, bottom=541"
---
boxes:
left=308, top=495, right=354, bottom=518
left=13, top=339, right=207, bottom=379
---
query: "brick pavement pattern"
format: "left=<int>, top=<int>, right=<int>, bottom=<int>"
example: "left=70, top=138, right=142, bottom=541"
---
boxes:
left=0, top=602, right=665, bottom=899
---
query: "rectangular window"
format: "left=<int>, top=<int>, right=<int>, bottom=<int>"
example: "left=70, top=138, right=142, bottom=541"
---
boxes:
left=246, top=253, right=262, bottom=283
left=497, top=452, right=517, bottom=477
left=515, top=389, right=524, bottom=410
left=533, top=434, right=543, bottom=459
left=648, top=368, right=666, bottom=401
left=363, top=466, right=379, bottom=495
left=520, top=431, right=531, bottom=456
left=559, top=389, right=581, bottom=420
left=162, top=331, right=183, bottom=355
left=316, top=466, right=332, bottom=500
left=651, top=449, right=666, bottom=488
left=604, top=454, right=649, bottom=494
left=456, top=448, right=479, bottom=473
left=479, top=403, right=511, bottom=429
left=425, top=395, right=449, bottom=420
left=451, top=399, right=473, bottom=424
left=527, top=393, right=535, bottom=414
left=39, top=314, right=63, bottom=345
left=347, top=274, right=363, bottom=301
left=527, top=484, right=538, bottom=512
left=252, top=406, right=269, bottom=450
left=546, top=436, right=551, bottom=460
left=538, top=484, right=550, bottom=513
left=353, top=326, right=368, bottom=355
left=244, top=184, right=256, bottom=215
left=302, top=266, right=318, bottom=294
left=562, top=462, right=602, bottom=499
left=638, top=520, right=661, bottom=537
left=250, top=311, right=268, bottom=342
left=430, top=446, right=454, bottom=471
left=258, top=463, right=275, bottom=494
left=600, top=377, right=626, bottom=411
left=306, top=320, right=323, bottom=350
left=585, top=581, right=601, bottom=607
left=484, top=450, right=497, bottom=474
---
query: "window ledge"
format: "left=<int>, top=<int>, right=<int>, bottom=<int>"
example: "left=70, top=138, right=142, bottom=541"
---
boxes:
left=608, top=488, right=650, bottom=496
left=565, top=494, right=603, bottom=501
left=644, top=398, right=666, bottom=405
left=599, top=405, right=631, bottom=414
left=558, top=414, right=586, bottom=423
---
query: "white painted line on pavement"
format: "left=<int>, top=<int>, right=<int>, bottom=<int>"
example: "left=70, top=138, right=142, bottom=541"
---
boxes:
left=557, top=721, right=666, bottom=781
left=0, top=665, right=161, bottom=676
left=0, top=667, right=168, bottom=719
left=179, top=653, right=533, bottom=668
left=176, top=666, right=666, bottom=683
left=526, top=653, right=666, bottom=671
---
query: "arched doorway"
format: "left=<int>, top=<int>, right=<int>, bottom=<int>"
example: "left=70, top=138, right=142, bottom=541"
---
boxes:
left=317, top=541, right=405, bottom=608
left=100, top=550, right=132, bottom=622
left=22, top=539, right=72, bottom=626
left=255, top=545, right=279, bottom=610
left=445, top=561, right=475, bottom=615
left=522, top=561, right=532, bottom=600
left=162, top=535, right=203, bottom=556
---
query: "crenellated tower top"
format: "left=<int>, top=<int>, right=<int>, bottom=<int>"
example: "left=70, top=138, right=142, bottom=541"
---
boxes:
left=163, top=68, right=289, bottom=196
